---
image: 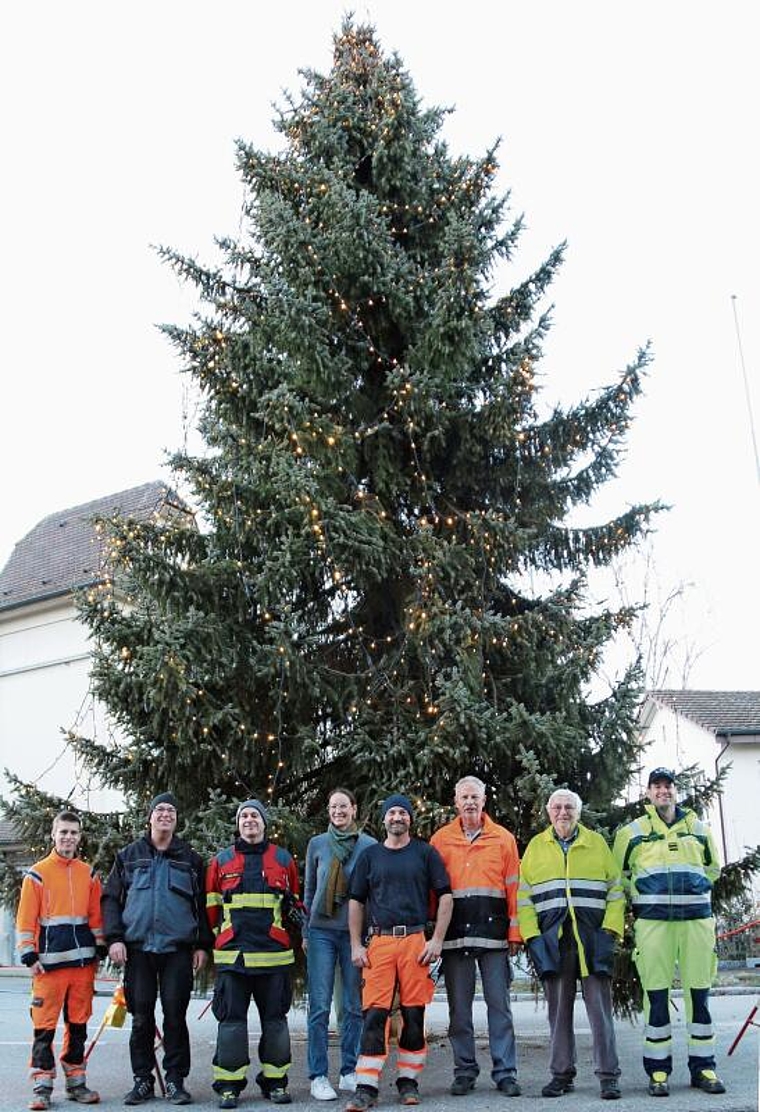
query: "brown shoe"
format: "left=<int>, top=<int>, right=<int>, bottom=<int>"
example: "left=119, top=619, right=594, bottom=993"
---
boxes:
left=67, top=1083, right=100, bottom=1104
left=345, top=1088, right=378, bottom=1112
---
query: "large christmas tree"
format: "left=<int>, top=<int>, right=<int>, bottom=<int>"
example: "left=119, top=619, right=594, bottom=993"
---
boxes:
left=10, top=21, right=660, bottom=854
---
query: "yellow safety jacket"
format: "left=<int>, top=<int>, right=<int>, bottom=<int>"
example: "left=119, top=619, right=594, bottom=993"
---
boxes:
left=518, top=823, right=624, bottom=978
left=612, top=804, right=719, bottom=921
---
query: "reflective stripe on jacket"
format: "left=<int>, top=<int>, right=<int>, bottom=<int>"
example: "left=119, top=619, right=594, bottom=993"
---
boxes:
left=206, top=840, right=299, bottom=969
left=517, top=823, right=624, bottom=978
left=612, top=804, right=720, bottom=922
left=430, top=813, right=521, bottom=949
left=16, top=851, right=104, bottom=969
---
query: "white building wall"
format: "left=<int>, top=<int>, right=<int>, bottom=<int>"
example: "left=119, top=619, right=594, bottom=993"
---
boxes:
left=634, top=703, right=760, bottom=883
left=718, top=741, right=760, bottom=868
left=0, top=597, right=122, bottom=812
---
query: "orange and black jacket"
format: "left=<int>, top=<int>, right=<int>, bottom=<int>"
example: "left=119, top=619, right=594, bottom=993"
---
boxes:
left=206, top=838, right=300, bottom=970
left=16, top=850, right=105, bottom=970
left=430, top=813, right=522, bottom=950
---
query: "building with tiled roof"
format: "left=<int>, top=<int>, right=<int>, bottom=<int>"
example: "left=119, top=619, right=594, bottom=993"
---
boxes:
left=0, top=481, right=186, bottom=612
left=636, top=690, right=760, bottom=886
left=0, top=482, right=190, bottom=963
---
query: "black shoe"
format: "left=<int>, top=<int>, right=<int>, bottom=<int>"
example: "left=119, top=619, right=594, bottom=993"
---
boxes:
left=497, top=1078, right=521, bottom=1097
left=600, top=1079, right=621, bottom=1101
left=165, top=1081, right=192, bottom=1105
left=217, top=1093, right=238, bottom=1111
left=397, top=1080, right=420, bottom=1106
left=542, top=1077, right=575, bottom=1098
left=267, top=1090, right=292, bottom=1105
left=648, top=1072, right=669, bottom=1097
left=690, top=1070, right=726, bottom=1095
left=450, top=1077, right=476, bottom=1096
left=124, top=1079, right=155, bottom=1105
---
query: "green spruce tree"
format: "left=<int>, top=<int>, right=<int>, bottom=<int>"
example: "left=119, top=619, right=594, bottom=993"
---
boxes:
left=8, top=20, right=660, bottom=858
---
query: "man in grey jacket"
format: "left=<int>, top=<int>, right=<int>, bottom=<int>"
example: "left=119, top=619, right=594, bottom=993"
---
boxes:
left=102, top=792, right=212, bottom=1106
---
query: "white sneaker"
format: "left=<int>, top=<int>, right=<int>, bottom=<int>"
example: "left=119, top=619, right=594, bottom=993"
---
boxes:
left=338, top=1074, right=357, bottom=1093
left=310, top=1076, right=338, bottom=1101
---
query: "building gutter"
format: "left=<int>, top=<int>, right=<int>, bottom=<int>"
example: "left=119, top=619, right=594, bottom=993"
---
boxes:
left=715, top=734, right=732, bottom=864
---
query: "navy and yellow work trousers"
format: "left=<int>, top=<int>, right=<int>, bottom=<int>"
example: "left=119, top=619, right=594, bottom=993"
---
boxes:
left=211, top=968, right=292, bottom=1096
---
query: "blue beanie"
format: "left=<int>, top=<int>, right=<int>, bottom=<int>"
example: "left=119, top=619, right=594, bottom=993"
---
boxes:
left=236, top=798, right=268, bottom=830
left=381, top=793, right=414, bottom=822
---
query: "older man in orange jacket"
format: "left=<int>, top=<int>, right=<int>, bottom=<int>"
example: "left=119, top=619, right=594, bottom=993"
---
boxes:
left=431, top=776, right=522, bottom=1097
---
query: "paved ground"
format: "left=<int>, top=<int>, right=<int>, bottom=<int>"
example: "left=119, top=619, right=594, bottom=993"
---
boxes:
left=0, top=974, right=757, bottom=1111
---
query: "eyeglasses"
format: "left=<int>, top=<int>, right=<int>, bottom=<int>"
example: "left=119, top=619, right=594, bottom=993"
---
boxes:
left=153, top=807, right=177, bottom=816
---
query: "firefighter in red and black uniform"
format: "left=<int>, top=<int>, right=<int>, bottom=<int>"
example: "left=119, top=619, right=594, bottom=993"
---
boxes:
left=206, top=799, right=303, bottom=1110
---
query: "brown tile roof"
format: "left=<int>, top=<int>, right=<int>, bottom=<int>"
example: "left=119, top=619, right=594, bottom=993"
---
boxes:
left=646, top=690, right=760, bottom=735
left=0, top=818, right=23, bottom=848
left=0, top=481, right=188, bottom=613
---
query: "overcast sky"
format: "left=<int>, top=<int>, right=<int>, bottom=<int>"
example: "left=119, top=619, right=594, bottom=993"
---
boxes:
left=1, top=1, right=758, bottom=690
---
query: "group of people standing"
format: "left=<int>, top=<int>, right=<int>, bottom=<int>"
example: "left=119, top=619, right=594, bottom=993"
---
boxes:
left=15, top=769, right=727, bottom=1110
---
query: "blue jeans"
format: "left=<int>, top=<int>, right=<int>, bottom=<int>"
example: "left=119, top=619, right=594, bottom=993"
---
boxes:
left=306, top=927, right=363, bottom=1079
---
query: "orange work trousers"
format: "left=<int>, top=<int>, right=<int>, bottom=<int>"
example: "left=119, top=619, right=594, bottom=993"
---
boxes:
left=29, top=964, right=96, bottom=1081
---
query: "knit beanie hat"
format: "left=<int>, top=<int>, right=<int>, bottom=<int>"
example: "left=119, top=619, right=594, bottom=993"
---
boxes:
left=147, top=792, right=179, bottom=820
left=236, top=798, right=268, bottom=830
left=381, top=793, right=414, bottom=822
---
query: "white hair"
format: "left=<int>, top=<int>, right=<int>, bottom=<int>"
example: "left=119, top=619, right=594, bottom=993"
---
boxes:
left=455, top=775, right=486, bottom=798
left=546, top=788, right=583, bottom=814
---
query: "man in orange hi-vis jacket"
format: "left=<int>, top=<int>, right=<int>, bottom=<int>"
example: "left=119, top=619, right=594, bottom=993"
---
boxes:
left=16, top=810, right=105, bottom=1111
left=430, top=776, right=522, bottom=1097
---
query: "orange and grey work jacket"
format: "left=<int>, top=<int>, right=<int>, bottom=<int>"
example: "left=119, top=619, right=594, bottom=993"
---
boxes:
left=16, top=850, right=104, bottom=969
left=430, top=813, right=521, bottom=949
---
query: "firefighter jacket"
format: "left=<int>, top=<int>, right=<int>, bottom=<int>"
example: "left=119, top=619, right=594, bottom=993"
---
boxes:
left=101, top=835, right=212, bottom=953
left=517, top=823, right=624, bottom=979
left=430, top=813, right=521, bottom=950
left=206, top=838, right=300, bottom=971
left=16, top=850, right=105, bottom=970
left=612, top=803, right=720, bottom=922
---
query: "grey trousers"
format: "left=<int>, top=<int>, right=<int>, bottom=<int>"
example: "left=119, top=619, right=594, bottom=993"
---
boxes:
left=442, top=949, right=517, bottom=1083
left=543, top=937, right=620, bottom=1081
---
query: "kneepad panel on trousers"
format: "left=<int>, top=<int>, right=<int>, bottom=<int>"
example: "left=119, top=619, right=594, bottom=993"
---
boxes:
left=362, top=1007, right=390, bottom=1055
left=216, top=1021, right=250, bottom=1071
left=399, top=1005, right=425, bottom=1051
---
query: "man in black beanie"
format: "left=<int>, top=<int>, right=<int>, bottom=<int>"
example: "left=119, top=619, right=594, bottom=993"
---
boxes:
left=102, top=792, right=212, bottom=1106
left=345, top=794, right=453, bottom=1110
left=206, top=799, right=303, bottom=1110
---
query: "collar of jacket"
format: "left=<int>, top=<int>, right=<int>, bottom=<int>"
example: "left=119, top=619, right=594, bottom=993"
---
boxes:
left=235, top=837, right=269, bottom=855
left=143, top=833, right=185, bottom=857
left=442, top=812, right=503, bottom=841
left=538, top=821, right=592, bottom=847
left=643, top=802, right=689, bottom=830
left=47, top=848, right=80, bottom=868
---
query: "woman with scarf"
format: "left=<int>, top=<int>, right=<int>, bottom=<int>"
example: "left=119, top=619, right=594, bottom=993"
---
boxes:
left=305, top=789, right=375, bottom=1101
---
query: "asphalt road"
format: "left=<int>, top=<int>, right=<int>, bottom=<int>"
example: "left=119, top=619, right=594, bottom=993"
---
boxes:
left=0, top=976, right=756, bottom=1111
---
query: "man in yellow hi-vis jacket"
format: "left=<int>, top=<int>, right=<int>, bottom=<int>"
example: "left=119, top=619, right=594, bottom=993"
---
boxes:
left=612, top=768, right=725, bottom=1098
left=518, top=789, right=624, bottom=1101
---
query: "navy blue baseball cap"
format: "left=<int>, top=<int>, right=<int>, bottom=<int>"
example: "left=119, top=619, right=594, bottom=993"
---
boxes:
left=647, top=767, right=676, bottom=786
